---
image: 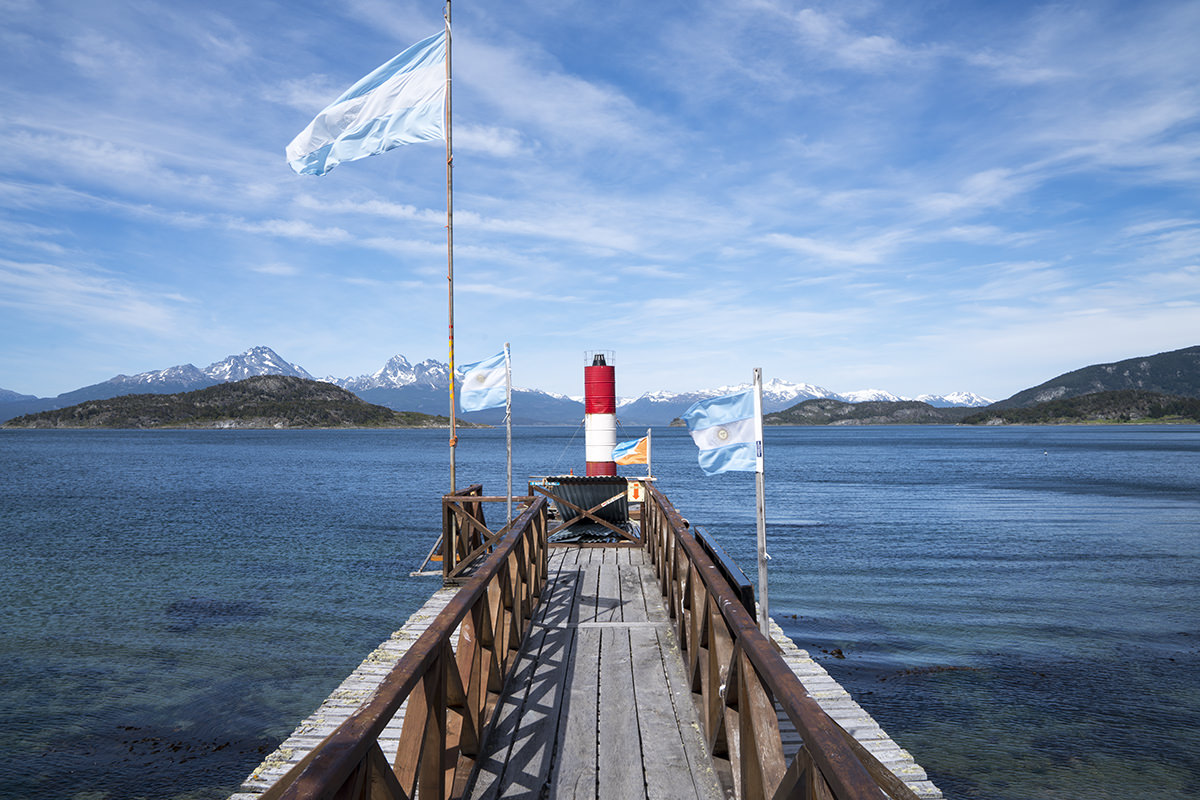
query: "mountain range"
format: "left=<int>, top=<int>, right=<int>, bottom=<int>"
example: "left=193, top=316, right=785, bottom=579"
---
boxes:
left=4, top=344, right=1196, bottom=426
left=0, top=346, right=993, bottom=425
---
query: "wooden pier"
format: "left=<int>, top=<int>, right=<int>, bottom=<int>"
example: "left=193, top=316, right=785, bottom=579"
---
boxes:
left=232, top=483, right=941, bottom=800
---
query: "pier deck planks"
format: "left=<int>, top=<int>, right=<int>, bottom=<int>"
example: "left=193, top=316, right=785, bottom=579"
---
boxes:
left=467, top=546, right=723, bottom=800
left=232, top=545, right=941, bottom=800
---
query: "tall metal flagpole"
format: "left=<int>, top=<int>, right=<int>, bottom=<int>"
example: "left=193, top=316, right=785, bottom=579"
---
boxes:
left=753, top=367, right=770, bottom=635
left=444, top=2, right=456, bottom=494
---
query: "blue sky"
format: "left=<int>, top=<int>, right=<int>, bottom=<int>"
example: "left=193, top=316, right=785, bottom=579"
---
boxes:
left=2, top=0, right=1198, bottom=400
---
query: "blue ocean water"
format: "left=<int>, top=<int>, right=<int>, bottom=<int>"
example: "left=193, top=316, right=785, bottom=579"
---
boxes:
left=1, top=425, right=1197, bottom=799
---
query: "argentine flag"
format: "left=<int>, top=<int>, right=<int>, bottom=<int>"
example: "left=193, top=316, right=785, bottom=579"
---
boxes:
left=680, top=390, right=760, bottom=475
left=458, top=350, right=508, bottom=413
left=287, top=30, right=447, bottom=176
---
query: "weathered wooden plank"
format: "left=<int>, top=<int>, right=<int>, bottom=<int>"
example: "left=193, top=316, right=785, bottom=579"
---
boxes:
left=637, top=563, right=670, bottom=625
left=467, top=549, right=577, bottom=800
left=496, top=622, right=575, bottom=799
left=618, top=563, right=648, bottom=623
left=598, top=627, right=642, bottom=798
left=629, top=626, right=712, bottom=800
left=550, top=625, right=599, bottom=799
left=574, top=563, right=600, bottom=625
left=595, top=557, right=622, bottom=622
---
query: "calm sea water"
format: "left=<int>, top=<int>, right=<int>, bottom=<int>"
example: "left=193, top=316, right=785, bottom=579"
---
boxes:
left=1, top=425, right=1197, bottom=799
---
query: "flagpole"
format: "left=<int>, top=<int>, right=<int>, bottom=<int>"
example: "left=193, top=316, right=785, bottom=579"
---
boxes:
left=753, top=368, right=769, bottom=635
left=505, top=342, right=513, bottom=526
left=646, top=427, right=653, bottom=479
left=444, top=2, right=456, bottom=495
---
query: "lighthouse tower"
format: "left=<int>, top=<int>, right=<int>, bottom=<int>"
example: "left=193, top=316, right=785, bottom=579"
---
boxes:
left=584, top=351, right=617, bottom=476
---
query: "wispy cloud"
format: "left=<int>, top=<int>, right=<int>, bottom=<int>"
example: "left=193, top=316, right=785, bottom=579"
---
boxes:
left=1, top=0, right=1198, bottom=398
left=0, top=258, right=182, bottom=332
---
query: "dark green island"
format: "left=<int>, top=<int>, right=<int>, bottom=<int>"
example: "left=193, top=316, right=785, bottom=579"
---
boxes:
left=1, top=375, right=465, bottom=429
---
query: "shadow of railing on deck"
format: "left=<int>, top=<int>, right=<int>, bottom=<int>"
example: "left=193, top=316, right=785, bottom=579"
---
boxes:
left=642, top=482, right=921, bottom=800
left=259, top=494, right=549, bottom=800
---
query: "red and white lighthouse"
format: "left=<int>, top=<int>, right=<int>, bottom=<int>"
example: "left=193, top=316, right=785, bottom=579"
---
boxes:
left=584, top=351, right=617, bottom=476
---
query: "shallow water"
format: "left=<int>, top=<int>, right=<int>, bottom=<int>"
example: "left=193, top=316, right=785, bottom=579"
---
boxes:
left=1, top=425, right=1197, bottom=799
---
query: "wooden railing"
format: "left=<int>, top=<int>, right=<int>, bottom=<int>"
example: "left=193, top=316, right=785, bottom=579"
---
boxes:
left=262, top=495, right=549, bottom=800
left=642, top=482, right=917, bottom=800
left=439, top=484, right=534, bottom=580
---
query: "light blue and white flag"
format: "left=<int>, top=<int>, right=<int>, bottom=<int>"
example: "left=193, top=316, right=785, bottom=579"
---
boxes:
left=458, top=350, right=508, bottom=412
left=287, top=30, right=447, bottom=176
left=680, top=389, right=761, bottom=475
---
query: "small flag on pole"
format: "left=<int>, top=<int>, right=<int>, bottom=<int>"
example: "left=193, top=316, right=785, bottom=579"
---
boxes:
left=680, top=390, right=760, bottom=475
left=612, top=436, right=649, bottom=465
left=286, top=30, right=447, bottom=176
left=458, top=350, right=508, bottom=412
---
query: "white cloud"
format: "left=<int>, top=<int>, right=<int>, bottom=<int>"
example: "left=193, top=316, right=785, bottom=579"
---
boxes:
left=251, top=262, right=301, bottom=277
left=761, top=231, right=903, bottom=266
left=228, top=218, right=352, bottom=244
left=456, top=125, right=525, bottom=158
left=0, top=258, right=182, bottom=333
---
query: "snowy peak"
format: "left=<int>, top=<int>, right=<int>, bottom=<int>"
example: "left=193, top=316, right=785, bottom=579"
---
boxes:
left=627, top=378, right=834, bottom=407
left=761, top=377, right=836, bottom=404
left=107, top=363, right=209, bottom=387
left=915, top=391, right=993, bottom=408
left=334, top=355, right=450, bottom=390
left=203, top=346, right=313, bottom=382
left=836, top=388, right=904, bottom=403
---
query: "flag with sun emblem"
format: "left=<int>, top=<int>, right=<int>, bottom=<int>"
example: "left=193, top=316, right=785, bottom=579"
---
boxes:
left=680, top=389, right=760, bottom=475
left=458, top=350, right=508, bottom=412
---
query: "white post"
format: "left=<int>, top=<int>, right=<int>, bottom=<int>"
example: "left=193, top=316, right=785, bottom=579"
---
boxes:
left=753, top=368, right=769, bottom=635
left=505, top=342, right=512, bottom=526
left=646, top=427, right=652, bottom=479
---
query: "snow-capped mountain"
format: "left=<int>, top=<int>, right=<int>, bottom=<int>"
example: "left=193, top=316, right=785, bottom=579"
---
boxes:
left=100, top=363, right=211, bottom=391
left=203, top=346, right=313, bottom=382
left=331, top=355, right=450, bottom=391
left=94, top=347, right=312, bottom=392
left=621, top=378, right=832, bottom=411
left=616, top=378, right=835, bottom=425
left=835, top=388, right=904, bottom=403
left=0, top=347, right=994, bottom=425
left=915, top=391, right=993, bottom=408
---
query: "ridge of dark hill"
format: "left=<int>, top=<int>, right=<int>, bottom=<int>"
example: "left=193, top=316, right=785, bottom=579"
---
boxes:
left=961, top=390, right=1200, bottom=425
left=764, top=398, right=974, bottom=425
left=993, top=345, right=1200, bottom=409
left=1, top=376, right=459, bottom=429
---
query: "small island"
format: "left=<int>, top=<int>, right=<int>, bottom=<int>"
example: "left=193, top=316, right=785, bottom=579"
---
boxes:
left=1, top=375, right=465, bottom=430
left=756, top=390, right=1200, bottom=427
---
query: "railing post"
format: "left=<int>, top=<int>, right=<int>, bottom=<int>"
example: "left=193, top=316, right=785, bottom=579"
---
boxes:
left=270, top=494, right=549, bottom=800
left=640, top=483, right=890, bottom=800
